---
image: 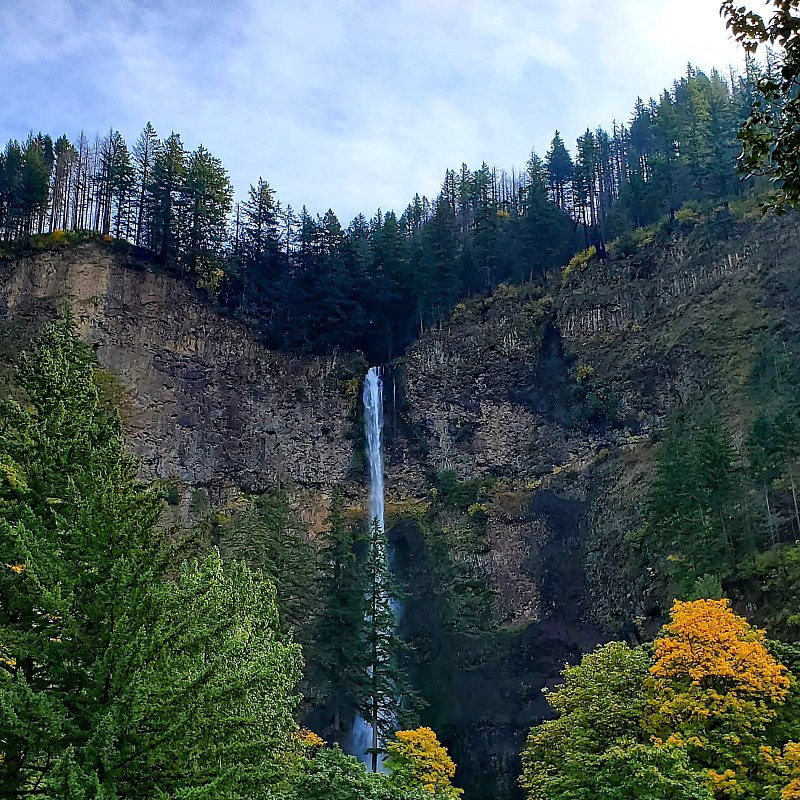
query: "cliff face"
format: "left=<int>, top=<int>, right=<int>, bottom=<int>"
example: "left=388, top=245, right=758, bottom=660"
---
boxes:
left=382, top=210, right=800, bottom=797
left=394, top=211, right=800, bottom=628
left=0, top=244, right=362, bottom=527
left=2, top=211, right=798, bottom=800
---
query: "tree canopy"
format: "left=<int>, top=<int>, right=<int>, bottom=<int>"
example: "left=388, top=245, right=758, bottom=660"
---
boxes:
left=0, top=57, right=760, bottom=362
left=521, top=599, right=800, bottom=800
left=0, top=321, right=302, bottom=798
left=721, top=0, right=800, bottom=206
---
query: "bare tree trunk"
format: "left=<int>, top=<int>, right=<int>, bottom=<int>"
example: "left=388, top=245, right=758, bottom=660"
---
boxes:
left=765, top=484, right=777, bottom=545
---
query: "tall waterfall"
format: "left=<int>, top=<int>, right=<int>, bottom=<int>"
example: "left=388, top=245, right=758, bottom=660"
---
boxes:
left=363, top=367, right=385, bottom=535
left=349, top=366, right=388, bottom=771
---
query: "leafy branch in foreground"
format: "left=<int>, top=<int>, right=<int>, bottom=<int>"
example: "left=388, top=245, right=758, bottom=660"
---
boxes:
left=721, top=0, right=800, bottom=206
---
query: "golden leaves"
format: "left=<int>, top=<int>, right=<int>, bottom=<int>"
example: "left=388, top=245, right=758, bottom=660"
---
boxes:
left=297, top=728, right=324, bottom=750
left=651, top=599, right=790, bottom=704
left=388, top=727, right=463, bottom=798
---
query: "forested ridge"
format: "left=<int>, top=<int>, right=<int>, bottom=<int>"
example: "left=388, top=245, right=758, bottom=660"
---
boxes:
left=0, top=63, right=766, bottom=361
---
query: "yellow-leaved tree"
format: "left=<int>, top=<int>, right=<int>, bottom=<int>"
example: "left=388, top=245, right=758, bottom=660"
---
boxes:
left=386, top=727, right=463, bottom=799
left=781, top=742, right=800, bottom=800
left=645, top=599, right=792, bottom=798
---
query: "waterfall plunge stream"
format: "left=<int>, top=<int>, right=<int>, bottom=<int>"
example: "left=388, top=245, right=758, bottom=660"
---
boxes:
left=349, top=367, right=390, bottom=771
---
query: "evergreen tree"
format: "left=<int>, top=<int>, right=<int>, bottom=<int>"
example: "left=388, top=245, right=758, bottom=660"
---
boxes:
left=133, top=122, right=159, bottom=247
left=181, top=144, right=233, bottom=282
left=308, top=496, right=369, bottom=742
left=545, top=131, right=574, bottom=212
left=641, top=422, right=739, bottom=594
left=0, top=321, right=302, bottom=798
left=98, top=130, right=135, bottom=238
left=49, top=135, right=75, bottom=232
left=218, top=488, right=318, bottom=638
left=0, top=140, right=24, bottom=240
left=17, top=137, right=50, bottom=240
left=416, top=195, right=460, bottom=325
left=147, top=132, right=185, bottom=263
left=360, top=518, right=415, bottom=772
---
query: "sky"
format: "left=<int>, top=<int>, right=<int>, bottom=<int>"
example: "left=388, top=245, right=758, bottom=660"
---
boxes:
left=0, top=0, right=745, bottom=222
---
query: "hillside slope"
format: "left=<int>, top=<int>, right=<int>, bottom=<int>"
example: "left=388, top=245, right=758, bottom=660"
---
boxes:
left=383, top=208, right=800, bottom=797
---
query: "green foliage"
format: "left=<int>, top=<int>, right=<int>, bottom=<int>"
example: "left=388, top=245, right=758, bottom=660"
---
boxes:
left=637, top=421, right=740, bottom=595
left=415, top=476, right=497, bottom=633
left=570, top=373, right=620, bottom=431
left=161, top=477, right=181, bottom=506
left=686, top=573, right=726, bottom=601
left=0, top=321, right=302, bottom=798
left=116, top=553, right=303, bottom=798
left=305, top=496, right=369, bottom=741
left=308, top=501, right=418, bottom=753
left=748, top=545, right=800, bottom=635
left=218, top=487, right=318, bottom=637
left=519, top=642, right=703, bottom=800
left=360, top=518, right=419, bottom=769
left=433, top=470, right=493, bottom=512
left=288, top=746, right=427, bottom=800
left=721, top=1, right=800, bottom=208
left=629, top=355, right=800, bottom=624
left=561, top=245, right=596, bottom=282
left=522, top=602, right=800, bottom=800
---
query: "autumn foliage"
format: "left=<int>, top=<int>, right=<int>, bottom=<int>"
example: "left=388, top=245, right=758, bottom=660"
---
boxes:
left=645, top=599, right=793, bottom=798
left=387, top=727, right=463, bottom=799
left=650, top=599, right=789, bottom=702
left=522, top=599, right=800, bottom=800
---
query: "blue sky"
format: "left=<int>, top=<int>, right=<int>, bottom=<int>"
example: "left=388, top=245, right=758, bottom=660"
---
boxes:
left=0, top=0, right=744, bottom=222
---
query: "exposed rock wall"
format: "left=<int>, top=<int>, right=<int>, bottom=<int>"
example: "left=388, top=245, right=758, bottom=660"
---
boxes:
left=0, top=244, right=359, bottom=512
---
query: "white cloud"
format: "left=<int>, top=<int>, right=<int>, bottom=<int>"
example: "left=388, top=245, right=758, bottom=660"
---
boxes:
left=0, top=0, right=747, bottom=221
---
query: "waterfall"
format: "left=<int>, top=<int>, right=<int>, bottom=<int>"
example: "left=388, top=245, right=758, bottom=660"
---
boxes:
left=349, top=366, right=389, bottom=771
left=363, top=367, right=385, bottom=534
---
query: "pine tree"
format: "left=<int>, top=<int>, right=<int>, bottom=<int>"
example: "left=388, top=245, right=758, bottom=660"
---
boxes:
left=181, top=144, right=233, bottom=282
left=218, top=488, right=318, bottom=638
left=17, top=137, right=50, bottom=240
left=0, top=141, right=24, bottom=240
left=308, top=496, right=369, bottom=742
left=98, top=131, right=134, bottom=238
left=545, top=131, right=574, bottom=213
left=49, top=135, right=75, bottom=232
left=147, top=132, right=185, bottom=263
left=133, top=122, right=159, bottom=247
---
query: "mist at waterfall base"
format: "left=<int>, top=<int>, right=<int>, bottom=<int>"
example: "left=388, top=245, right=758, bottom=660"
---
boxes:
left=347, top=367, right=395, bottom=772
